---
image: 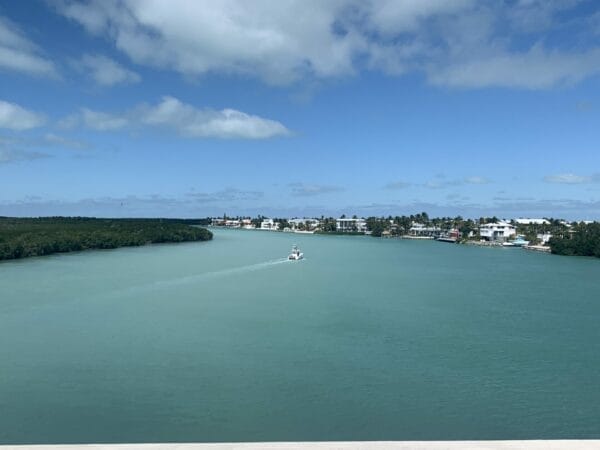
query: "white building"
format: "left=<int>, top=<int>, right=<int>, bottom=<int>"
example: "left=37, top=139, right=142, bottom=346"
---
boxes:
left=241, top=219, right=254, bottom=229
left=537, top=233, right=553, bottom=245
left=260, top=219, right=279, bottom=230
left=514, top=218, right=550, bottom=225
left=479, top=221, right=516, bottom=241
left=408, top=222, right=441, bottom=237
left=288, top=218, right=320, bottom=231
left=336, top=218, right=367, bottom=233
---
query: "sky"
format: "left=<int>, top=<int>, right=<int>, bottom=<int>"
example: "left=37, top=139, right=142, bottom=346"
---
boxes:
left=1, top=0, right=600, bottom=220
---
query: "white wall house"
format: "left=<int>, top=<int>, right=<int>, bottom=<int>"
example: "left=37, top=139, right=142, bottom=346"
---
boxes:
left=288, top=218, right=320, bottom=230
left=537, top=233, right=553, bottom=245
left=409, top=222, right=441, bottom=237
left=260, top=219, right=278, bottom=230
left=336, top=218, right=367, bottom=233
left=479, top=221, right=516, bottom=241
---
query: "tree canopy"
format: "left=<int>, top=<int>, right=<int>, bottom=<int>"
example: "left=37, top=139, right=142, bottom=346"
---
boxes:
left=0, top=217, right=213, bottom=261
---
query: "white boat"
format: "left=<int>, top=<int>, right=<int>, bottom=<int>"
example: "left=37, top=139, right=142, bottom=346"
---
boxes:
left=503, top=235, right=530, bottom=247
left=288, top=245, right=304, bottom=260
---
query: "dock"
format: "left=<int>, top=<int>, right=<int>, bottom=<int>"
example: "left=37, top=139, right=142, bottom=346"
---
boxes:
left=523, top=245, right=551, bottom=253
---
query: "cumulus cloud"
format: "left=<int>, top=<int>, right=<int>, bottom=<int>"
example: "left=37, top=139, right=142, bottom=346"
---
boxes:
left=0, top=16, right=58, bottom=77
left=60, top=96, right=290, bottom=139
left=54, top=0, right=363, bottom=85
left=78, top=53, right=140, bottom=86
left=289, top=183, right=344, bottom=197
left=140, top=96, right=290, bottom=139
left=0, top=100, right=45, bottom=130
left=51, top=0, right=600, bottom=89
left=428, top=47, right=600, bottom=89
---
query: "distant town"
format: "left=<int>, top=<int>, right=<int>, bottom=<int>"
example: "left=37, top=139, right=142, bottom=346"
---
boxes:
left=209, top=214, right=600, bottom=257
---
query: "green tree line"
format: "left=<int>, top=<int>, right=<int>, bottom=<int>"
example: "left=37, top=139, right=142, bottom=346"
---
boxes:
left=549, top=222, right=600, bottom=258
left=0, top=217, right=212, bottom=261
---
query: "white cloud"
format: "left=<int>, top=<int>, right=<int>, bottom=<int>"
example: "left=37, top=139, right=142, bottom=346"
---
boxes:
left=54, top=0, right=364, bottom=85
left=543, top=173, right=598, bottom=184
left=367, top=0, right=474, bottom=36
left=428, top=47, right=600, bottom=89
left=140, top=96, right=290, bottom=139
left=52, top=0, right=600, bottom=89
left=60, top=96, right=290, bottom=139
left=0, top=16, right=58, bottom=77
left=79, top=54, right=140, bottom=86
left=0, top=100, right=45, bottom=130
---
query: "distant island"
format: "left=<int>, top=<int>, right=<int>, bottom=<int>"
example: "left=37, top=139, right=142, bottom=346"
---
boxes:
left=0, top=217, right=212, bottom=261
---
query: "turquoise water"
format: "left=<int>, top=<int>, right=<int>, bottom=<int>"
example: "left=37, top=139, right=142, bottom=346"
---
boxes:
left=1, top=228, right=599, bottom=443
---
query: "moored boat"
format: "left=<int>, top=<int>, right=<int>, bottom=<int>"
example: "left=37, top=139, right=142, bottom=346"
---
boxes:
left=503, top=235, right=530, bottom=247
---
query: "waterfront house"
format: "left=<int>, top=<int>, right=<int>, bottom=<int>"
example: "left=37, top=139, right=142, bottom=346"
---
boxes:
left=260, top=219, right=279, bottom=230
left=408, top=222, right=441, bottom=237
left=211, top=217, right=225, bottom=226
left=336, top=218, right=367, bottom=233
left=225, top=219, right=240, bottom=228
left=241, top=219, right=254, bottom=229
left=289, top=218, right=320, bottom=231
left=479, top=221, right=516, bottom=241
left=537, top=233, right=553, bottom=244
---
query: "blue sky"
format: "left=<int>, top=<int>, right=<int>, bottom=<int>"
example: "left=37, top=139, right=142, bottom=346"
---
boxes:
left=1, top=0, right=600, bottom=219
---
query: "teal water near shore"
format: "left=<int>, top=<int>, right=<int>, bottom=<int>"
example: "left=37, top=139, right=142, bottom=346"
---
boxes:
left=1, top=228, right=599, bottom=443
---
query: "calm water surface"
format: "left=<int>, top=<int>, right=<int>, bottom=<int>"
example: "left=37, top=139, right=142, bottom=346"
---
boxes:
left=1, top=229, right=599, bottom=443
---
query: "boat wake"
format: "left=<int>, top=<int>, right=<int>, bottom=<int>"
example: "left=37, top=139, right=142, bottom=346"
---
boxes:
left=161, top=258, right=291, bottom=287
left=111, top=258, right=292, bottom=297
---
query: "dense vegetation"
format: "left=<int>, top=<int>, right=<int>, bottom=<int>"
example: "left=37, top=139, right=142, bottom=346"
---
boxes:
left=0, top=217, right=213, bottom=261
left=549, top=222, right=600, bottom=258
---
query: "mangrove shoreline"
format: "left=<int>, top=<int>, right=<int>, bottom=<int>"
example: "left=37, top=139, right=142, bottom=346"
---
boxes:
left=0, top=217, right=212, bottom=261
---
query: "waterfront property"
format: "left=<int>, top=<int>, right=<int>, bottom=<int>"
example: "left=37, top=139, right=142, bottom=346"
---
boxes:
left=479, top=221, right=517, bottom=242
left=408, top=222, right=441, bottom=238
left=336, top=217, right=367, bottom=233
left=289, top=218, right=320, bottom=232
left=260, top=218, right=279, bottom=230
